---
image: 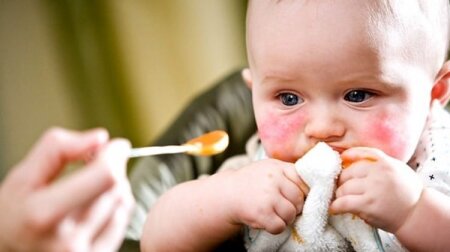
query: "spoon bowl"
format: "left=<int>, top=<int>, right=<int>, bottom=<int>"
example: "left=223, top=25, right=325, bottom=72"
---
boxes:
left=128, top=130, right=229, bottom=158
left=184, top=130, right=229, bottom=156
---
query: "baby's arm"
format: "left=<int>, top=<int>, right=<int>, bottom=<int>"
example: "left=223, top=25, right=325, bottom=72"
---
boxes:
left=394, top=188, right=450, bottom=251
left=141, top=159, right=306, bottom=251
left=330, top=147, right=450, bottom=251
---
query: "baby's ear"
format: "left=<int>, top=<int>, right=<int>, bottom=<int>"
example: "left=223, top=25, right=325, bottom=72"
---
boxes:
left=241, top=68, right=253, bottom=89
left=431, top=60, right=450, bottom=106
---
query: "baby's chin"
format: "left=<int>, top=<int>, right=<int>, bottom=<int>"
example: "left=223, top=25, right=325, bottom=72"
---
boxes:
left=266, top=150, right=303, bottom=163
left=263, top=144, right=316, bottom=163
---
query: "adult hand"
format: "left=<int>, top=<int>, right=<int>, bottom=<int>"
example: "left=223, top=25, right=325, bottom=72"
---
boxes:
left=0, top=127, right=134, bottom=252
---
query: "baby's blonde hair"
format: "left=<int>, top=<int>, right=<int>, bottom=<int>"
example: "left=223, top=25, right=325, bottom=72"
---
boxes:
left=246, top=0, right=450, bottom=76
left=366, top=0, right=449, bottom=76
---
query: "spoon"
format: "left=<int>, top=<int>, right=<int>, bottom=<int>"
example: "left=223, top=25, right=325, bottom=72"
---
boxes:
left=128, top=130, right=229, bottom=158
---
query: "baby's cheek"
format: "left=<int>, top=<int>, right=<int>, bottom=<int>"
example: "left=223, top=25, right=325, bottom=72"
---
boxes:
left=257, top=112, right=306, bottom=162
left=365, top=113, right=408, bottom=159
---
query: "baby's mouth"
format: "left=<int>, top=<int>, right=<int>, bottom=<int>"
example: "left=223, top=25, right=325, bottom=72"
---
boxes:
left=291, top=144, right=347, bottom=162
left=328, top=146, right=347, bottom=154
left=306, top=142, right=348, bottom=154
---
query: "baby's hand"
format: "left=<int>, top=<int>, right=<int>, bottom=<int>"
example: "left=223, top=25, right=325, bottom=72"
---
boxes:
left=329, top=147, right=423, bottom=233
left=217, top=159, right=306, bottom=234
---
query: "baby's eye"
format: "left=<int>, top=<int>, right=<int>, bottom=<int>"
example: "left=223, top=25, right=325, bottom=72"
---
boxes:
left=344, top=90, right=374, bottom=103
left=279, top=92, right=302, bottom=106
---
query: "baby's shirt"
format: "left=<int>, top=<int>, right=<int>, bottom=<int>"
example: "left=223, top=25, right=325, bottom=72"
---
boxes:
left=411, top=102, right=450, bottom=194
left=380, top=102, right=450, bottom=251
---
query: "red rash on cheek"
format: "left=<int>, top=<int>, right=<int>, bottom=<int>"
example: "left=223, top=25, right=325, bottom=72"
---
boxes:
left=369, top=117, right=393, bottom=142
left=258, top=119, right=294, bottom=142
left=257, top=110, right=307, bottom=162
left=366, top=112, right=406, bottom=158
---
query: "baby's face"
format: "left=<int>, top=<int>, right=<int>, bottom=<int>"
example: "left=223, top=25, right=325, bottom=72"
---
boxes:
left=246, top=0, right=437, bottom=162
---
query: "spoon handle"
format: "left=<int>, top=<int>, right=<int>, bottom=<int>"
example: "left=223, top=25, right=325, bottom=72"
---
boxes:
left=129, top=145, right=195, bottom=158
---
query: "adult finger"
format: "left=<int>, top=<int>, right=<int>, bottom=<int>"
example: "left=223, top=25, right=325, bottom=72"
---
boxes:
left=26, top=164, right=115, bottom=233
left=20, top=127, right=109, bottom=186
left=90, top=138, right=131, bottom=180
left=75, top=188, right=119, bottom=242
left=91, top=183, right=134, bottom=252
left=92, top=200, right=133, bottom=252
left=79, top=177, right=134, bottom=243
left=27, top=139, right=131, bottom=231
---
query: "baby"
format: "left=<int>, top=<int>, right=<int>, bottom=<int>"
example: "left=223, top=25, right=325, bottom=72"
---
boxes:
left=141, top=0, right=450, bottom=251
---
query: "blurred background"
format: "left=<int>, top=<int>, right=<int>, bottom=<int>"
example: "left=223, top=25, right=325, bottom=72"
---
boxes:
left=0, top=0, right=248, bottom=179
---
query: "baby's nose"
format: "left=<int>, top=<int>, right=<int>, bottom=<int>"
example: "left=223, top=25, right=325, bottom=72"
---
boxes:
left=303, top=111, right=345, bottom=141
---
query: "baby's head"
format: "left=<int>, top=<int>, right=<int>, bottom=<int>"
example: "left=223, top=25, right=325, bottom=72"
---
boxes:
left=243, top=0, right=450, bottom=163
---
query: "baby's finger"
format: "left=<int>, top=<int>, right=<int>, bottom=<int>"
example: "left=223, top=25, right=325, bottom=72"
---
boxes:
left=335, top=178, right=366, bottom=198
left=262, top=214, right=288, bottom=234
left=279, top=181, right=305, bottom=214
left=329, top=194, right=365, bottom=215
left=338, top=164, right=370, bottom=185
left=274, top=198, right=298, bottom=226
left=282, top=165, right=310, bottom=195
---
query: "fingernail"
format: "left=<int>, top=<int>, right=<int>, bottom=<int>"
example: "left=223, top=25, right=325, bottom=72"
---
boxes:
left=90, top=128, right=109, bottom=144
